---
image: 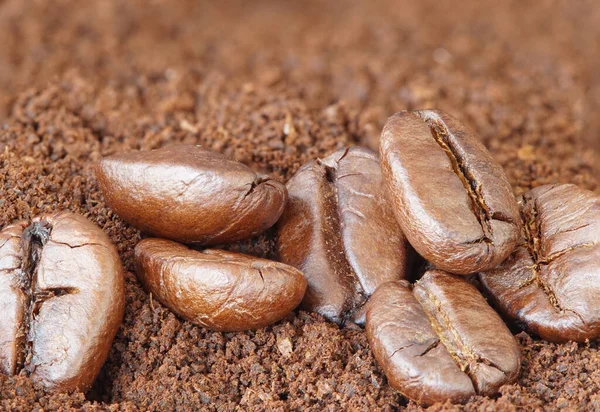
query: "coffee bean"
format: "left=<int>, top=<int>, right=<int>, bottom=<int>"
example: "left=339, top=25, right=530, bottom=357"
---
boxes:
left=366, top=271, right=520, bottom=405
left=277, top=147, right=411, bottom=325
left=380, top=110, right=521, bottom=274
left=0, top=211, right=125, bottom=392
left=480, top=184, right=600, bottom=342
left=134, top=238, right=307, bottom=332
left=96, top=145, right=287, bottom=245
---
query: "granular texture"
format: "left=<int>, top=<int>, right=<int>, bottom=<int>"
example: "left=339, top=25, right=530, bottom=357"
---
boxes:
left=0, top=0, right=599, bottom=410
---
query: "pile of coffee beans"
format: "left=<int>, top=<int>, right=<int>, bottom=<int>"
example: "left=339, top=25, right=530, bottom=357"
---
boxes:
left=96, top=144, right=308, bottom=332
left=1, top=109, right=598, bottom=405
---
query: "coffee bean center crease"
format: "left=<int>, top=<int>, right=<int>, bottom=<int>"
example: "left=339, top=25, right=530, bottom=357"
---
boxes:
left=419, top=112, right=496, bottom=243
left=520, top=197, right=587, bottom=324
left=16, top=221, right=79, bottom=375
left=318, top=148, right=371, bottom=311
left=415, top=286, right=507, bottom=387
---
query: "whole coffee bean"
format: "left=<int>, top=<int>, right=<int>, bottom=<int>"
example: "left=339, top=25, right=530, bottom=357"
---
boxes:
left=0, top=211, right=125, bottom=392
left=380, top=110, right=521, bottom=274
left=366, top=271, right=520, bottom=405
left=96, top=144, right=287, bottom=245
left=277, top=147, right=412, bottom=325
left=134, top=238, right=307, bottom=332
left=480, top=184, right=600, bottom=343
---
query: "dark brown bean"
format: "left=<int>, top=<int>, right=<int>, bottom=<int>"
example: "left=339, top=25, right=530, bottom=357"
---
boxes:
left=380, top=110, right=521, bottom=274
left=134, top=238, right=307, bottom=332
left=0, top=211, right=125, bottom=392
left=95, top=144, right=287, bottom=244
left=480, top=184, right=600, bottom=342
left=276, top=147, right=412, bottom=325
left=366, top=271, right=520, bottom=405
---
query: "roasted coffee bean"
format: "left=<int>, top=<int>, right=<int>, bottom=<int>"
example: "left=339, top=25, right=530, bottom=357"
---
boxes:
left=380, top=110, right=521, bottom=274
left=480, top=184, right=600, bottom=343
left=277, top=146, right=411, bottom=324
left=96, top=145, right=287, bottom=245
left=0, top=211, right=125, bottom=392
left=366, top=271, right=520, bottom=405
left=134, top=238, right=307, bottom=332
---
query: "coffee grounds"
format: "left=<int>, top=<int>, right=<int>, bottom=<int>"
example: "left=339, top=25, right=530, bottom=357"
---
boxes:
left=0, top=0, right=598, bottom=410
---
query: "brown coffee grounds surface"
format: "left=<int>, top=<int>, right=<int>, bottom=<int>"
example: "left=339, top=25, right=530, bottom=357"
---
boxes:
left=0, top=0, right=599, bottom=410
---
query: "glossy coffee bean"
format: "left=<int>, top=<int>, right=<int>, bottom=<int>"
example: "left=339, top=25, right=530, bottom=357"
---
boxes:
left=277, top=146, right=412, bottom=325
left=380, top=110, right=521, bottom=274
left=480, top=184, right=600, bottom=343
left=96, top=145, right=287, bottom=245
left=134, top=238, right=307, bottom=332
left=0, top=211, right=125, bottom=392
left=366, top=271, right=520, bottom=405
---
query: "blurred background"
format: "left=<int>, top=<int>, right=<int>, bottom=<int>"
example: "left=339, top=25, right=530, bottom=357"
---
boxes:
left=0, top=0, right=597, bottom=150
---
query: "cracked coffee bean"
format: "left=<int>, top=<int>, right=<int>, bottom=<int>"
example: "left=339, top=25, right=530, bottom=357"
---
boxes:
left=0, top=211, right=125, bottom=392
left=277, top=146, right=412, bottom=325
left=380, top=109, right=521, bottom=274
left=366, top=271, right=520, bottom=405
left=96, top=144, right=287, bottom=245
left=134, top=238, right=307, bottom=332
left=480, top=184, right=600, bottom=343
